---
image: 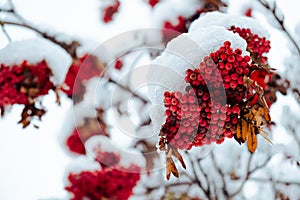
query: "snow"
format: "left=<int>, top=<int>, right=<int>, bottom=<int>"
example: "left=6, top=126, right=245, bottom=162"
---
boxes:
left=0, top=38, right=72, bottom=84
left=152, top=0, right=203, bottom=27
left=189, top=11, right=270, bottom=38
left=148, top=25, right=247, bottom=133
left=85, top=135, right=146, bottom=170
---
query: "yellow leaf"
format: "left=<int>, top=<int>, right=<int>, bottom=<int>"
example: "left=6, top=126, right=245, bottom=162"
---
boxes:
left=247, top=125, right=258, bottom=153
left=241, top=119, right=248, bottom=143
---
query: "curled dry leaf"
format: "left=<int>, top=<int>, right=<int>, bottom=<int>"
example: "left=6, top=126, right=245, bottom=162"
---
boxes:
left=165, top=146, right=186, bottom=180
left=18, top=104, right=46, bottom=128
left=166, top=150, right=179, bottom=180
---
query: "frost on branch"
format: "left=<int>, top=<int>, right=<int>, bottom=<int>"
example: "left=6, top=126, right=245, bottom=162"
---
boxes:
left=149, top=14, right=273, bottom=179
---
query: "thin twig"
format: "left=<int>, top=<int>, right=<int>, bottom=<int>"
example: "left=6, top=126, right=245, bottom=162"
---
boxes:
left=185, top=152, right=210, bottom=199
left=0, top=8, right=14, bottom=13
left=7, top=0, right=25, bottom=22
left=211, top=152, right=230, bottom=198
left=0, top=24, right=11, bottom=41
left=249, top=154, right=272, bottom=174
left=108, top=78, right=149, bottom=104
left=0, top=21, right=80, bottom=57
left=250, top=177, right=300, bottom=186
left=136, top=181, right=194, bottom=197
left=256, top=0, right=300, bottom=55
left=230, top=153, right=253, bottom=197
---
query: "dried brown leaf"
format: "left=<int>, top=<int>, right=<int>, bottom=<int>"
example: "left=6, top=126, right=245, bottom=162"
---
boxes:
left=171, top=147, right=186, bottom=169
left=166, top=157, right=179, bottom=180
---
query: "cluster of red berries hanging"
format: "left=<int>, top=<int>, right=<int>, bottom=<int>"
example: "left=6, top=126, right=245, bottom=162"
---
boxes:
left=0, top=61, right=55, bottom=127
left=62, top=54, right=104, bottom=103
left=159, top=28, right=272, bottom=155
left=65, top=150, right=140, bottom=200
left=229, top=26, right=271, bottom=65
left=228, top=26, right=274, bottom=107
left=160, top=41, right=254, bottom=149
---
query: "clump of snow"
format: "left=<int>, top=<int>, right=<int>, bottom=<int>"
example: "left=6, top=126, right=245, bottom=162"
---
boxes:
left=72, top=76, right=134, bottom=125
left=148, top=25, right=247, bottom=133
left=62, top=155, right=101, bottom=190
left=189, top=11, right=270, bottom=38
left=152, top=0, right=203, bottom=28
left=0, top=38, right=72, bottom=84
left=63, top=155, right=101, bottom=180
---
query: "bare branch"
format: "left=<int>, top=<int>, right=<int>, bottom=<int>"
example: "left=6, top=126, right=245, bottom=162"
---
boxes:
left=0, top=24, right=11, bottom=41
left=249, top=154, right=272, bottom=174
left=230, top=153, right=253, bottom=197
left=107, top=78, right=149, bottom=104
left=211, top=152, right=230, bottom=198
left=250, top=177, right=300, bottom=186
left=185, top=152, right=210, bottom=199
left=256, top=0, right=300, bottom=55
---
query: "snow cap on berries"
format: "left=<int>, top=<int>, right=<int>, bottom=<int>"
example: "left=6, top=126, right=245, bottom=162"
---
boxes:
left=0, top=39, right=72, bottom=84
left=189, top=11, right=270, bottom=38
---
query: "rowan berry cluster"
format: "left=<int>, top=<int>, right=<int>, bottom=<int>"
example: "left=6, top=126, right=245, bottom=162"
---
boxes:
left=62, top=54, right=103, bottom=103
left=0, top=61, right=54, bottom=113
left=161, top=41, right=256, bottom=149
left=229, top=26, right=271, bottom=65
left=65, top=164, right=140, bottom=200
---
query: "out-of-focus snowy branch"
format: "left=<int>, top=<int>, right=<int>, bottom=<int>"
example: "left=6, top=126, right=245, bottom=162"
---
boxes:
left=0, top=20, right=80, bottom=58
left=256, top=0, right=300, bottom=55
left=230, top=154, right=253, bottom=198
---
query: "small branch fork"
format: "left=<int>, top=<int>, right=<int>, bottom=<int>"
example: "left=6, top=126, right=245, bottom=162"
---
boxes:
left=256, top=0, right=300, bottom=55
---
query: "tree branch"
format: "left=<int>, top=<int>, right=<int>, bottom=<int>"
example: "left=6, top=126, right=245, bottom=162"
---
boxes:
left=250, top=177, right=300, bottom=186
left=211, top=152, right=230, bottom=198
left=256, top=0, right=300, bottom=55
left=230, top=153, right=253, bottom=197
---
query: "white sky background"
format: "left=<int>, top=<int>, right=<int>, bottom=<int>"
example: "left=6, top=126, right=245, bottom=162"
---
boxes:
left=0, top=0, right=299, bottom=199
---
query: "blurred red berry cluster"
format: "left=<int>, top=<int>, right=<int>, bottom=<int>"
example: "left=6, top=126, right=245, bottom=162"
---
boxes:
left=66, top=118, right=107, bottom=155
left=148, top=0, right=160, bottom=7
left=66, top=164, right=140, bottom=200
left=62, top=54, right=104, bottom=103
left=0, top=61, right=54, bottom=113
left=102, top=0, right=120, bottom=23
left=162, top=16, right=188, bottom=43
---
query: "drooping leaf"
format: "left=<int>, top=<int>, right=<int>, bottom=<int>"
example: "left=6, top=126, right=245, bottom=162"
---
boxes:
left=247, top=125, right=258, bottom=153
left=171, top=147, right=186, bottom=169
left=166, top=155, right=179, bottom=180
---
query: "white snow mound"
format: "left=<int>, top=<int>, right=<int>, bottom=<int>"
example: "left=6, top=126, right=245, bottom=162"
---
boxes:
left=189, top=11, right=270, bottom=38
left=0, top=38, right=72, bottom=84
